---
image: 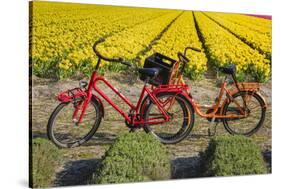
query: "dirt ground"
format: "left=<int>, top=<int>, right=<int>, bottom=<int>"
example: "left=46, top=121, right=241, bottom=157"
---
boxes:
left=31, top=72, right=272, bottom=186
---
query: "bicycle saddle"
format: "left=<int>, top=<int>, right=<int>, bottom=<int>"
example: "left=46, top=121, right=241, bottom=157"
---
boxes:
left=138, top=68, right=161, bottom=78
left=219, top=64, right=236, bottom=75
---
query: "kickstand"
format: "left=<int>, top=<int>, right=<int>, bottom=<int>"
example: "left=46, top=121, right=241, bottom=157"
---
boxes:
left=208, top=117, right=218, bottom=137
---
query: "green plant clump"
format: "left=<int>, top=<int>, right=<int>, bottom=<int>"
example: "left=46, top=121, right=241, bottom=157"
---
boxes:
left=93, top=132, right=171, bottom=184
left=30, top=138, right=62, bottom=188
left=201, top=135, right=267, bottom=176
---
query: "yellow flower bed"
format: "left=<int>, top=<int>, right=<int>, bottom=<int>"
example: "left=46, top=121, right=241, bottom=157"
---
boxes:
left=219, top=13, right=271, bottom=36
left=205, top=12, right=272, bottom=59
left=97, top=11, right=181, bottom=61
left=194, top=12, right=270, bottom=82
left=30, top=2, right=271, bottom=82
left=138, top=11, right=207, bottom=79
left=30, top=1, right=172, bottom=78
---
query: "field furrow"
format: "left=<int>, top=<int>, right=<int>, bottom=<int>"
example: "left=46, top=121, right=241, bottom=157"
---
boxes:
left=31, top=2, right=173, bottom=78
left=193, top=12, right=270, bottom=82
left=219, top=13, right=271, bottom=36
left=204, top=12, right=271, bottom=59
left=97, top=11, right=182, bottom=61
left=138, top=11, right=208, bottom=79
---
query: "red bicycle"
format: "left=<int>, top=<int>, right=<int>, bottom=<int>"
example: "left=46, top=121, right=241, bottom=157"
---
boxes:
left=47, top=39, right=197, bottom=148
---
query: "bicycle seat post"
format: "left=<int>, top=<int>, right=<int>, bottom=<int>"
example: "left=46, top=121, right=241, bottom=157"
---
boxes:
left=231, top=73, right=241, bottom=92
left=144, top=77, right=150, bottom=86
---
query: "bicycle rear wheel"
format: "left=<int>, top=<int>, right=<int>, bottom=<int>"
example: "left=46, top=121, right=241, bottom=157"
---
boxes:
left=47, top=99, right=102, bottom=148
left=143, top=92, right=194, bottom=144
left=222, top=91, right=266, bottom=136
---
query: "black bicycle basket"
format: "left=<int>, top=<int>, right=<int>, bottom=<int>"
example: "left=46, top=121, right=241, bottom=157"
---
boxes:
left=140, top=53, right=176, bottom=86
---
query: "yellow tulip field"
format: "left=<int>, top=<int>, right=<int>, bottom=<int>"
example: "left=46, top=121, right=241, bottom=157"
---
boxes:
left=30, top=1, right=272, bottom=81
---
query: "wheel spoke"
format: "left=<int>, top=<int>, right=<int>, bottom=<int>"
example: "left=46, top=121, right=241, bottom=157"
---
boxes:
left=223, top=92, right=265, bottom=135
left=55, top=122, right=75, bottom=126
left=49, top=101, right=101, bottom=147
left=144, top=93, right=194, bottom=143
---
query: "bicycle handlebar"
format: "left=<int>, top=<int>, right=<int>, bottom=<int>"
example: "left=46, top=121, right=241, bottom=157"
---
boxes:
left=177, top=46, right=202, bottom=74
left=92, top=40, right=201, bottom=70
left=178, top=46, right=202, bottom=63
left=177, top=52, right=189, bottom=63
left=184, top=46, right=201, bottom=56
left=92, top=38, right=132, bottom=67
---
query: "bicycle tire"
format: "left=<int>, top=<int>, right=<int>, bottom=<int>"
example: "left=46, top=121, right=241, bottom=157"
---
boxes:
left=222, top=91, right=266, bottom=136
left=47, top=99, right=102, bottom=148
left=143, top=92, right=195, bottom=144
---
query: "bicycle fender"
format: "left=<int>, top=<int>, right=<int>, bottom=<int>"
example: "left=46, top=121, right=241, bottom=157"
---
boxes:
left=255, top=91, right=267, bottom=108
left=91, top=95, right=105, bottom=117
left=174, top=90, right=195, bottom=107
left=177, top=93, right=195, bottom=111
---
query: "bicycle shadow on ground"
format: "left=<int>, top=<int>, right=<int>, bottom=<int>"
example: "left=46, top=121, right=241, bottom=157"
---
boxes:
left=171, top=156, right=203, bottom=179
left=31, top=131, right=118, bottom=146
left=53, top=156, right=204, bottom=186
left=53, top=158, right=100, bottom=187
left=83, top=132, right=118, bottom=146
left=85, top=132, right=212, bottom=147
left=263, top=150, right=272, bottom=172
left=188, top=133, right=212, bottom=139
left=53, top=156, right=206, bottom=186
left=31, top=131, right=48, bottom=139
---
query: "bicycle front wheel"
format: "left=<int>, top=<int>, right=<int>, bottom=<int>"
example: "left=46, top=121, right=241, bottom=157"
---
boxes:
left=143, top=92, right=194, bottom=144
left=47, top=99, right=102, bottom=148
left=222, top=91, right=266, bottom=136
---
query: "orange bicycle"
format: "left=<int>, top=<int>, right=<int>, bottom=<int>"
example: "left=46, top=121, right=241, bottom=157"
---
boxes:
left=166, top=47, right=267, bottom=136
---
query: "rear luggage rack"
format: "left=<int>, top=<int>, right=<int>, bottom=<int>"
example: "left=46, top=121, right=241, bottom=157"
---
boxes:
left=237, top=82, right=260, bottom=91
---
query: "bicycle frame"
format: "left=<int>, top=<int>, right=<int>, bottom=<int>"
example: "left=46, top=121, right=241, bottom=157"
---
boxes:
left=73, top=71, right=189, bottom=126
left=192, top=79, right=248, bottom=119
left=170, top=61, right=255, bottom=120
